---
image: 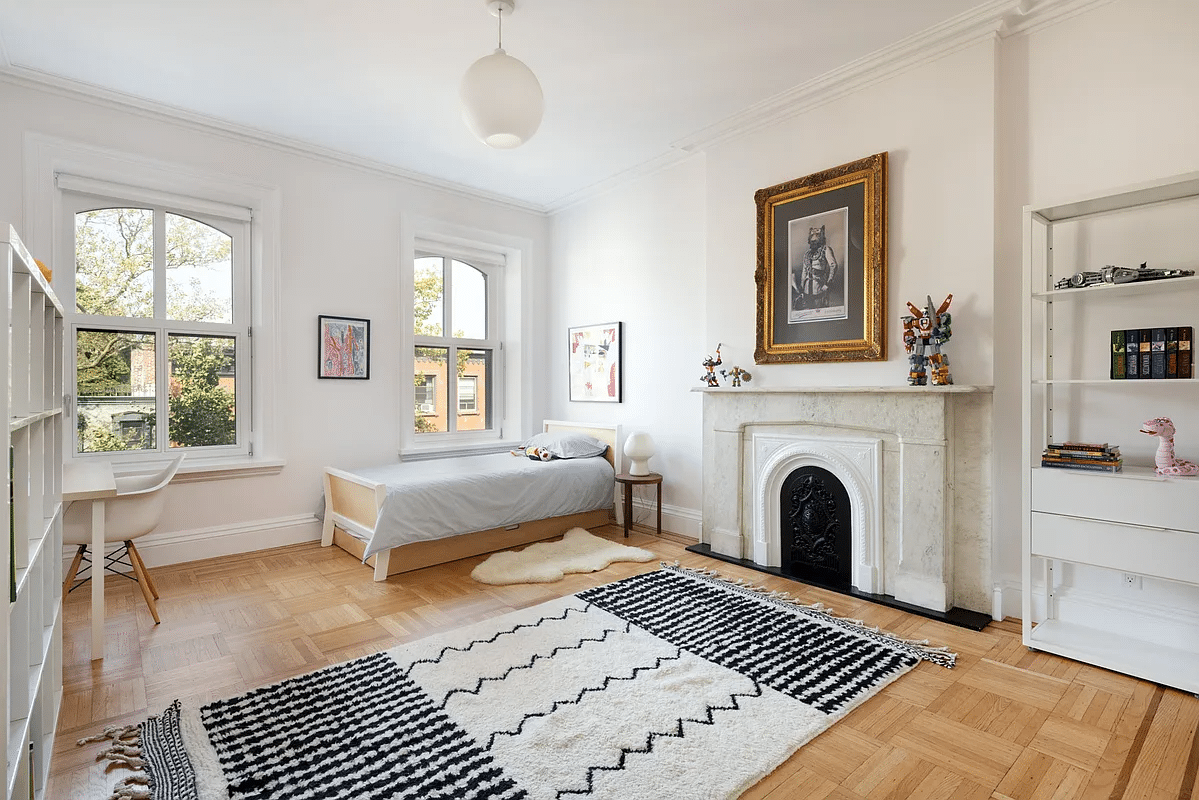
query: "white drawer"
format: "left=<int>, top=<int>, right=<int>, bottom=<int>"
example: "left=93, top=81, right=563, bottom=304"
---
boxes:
left=1031, top=467, right=1199, bottom=534
left=1031, top=512, right=1199, bottom=584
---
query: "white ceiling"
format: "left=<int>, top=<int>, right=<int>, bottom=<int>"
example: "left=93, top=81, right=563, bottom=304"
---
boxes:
left=0, top=0, right=998, bottom=210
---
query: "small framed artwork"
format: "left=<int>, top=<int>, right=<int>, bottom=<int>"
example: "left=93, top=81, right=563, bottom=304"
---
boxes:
left=755, top=152, right=888, bottom=363
left=568, top=321, right=622, bottom=402
left=318, top=315, right=370, bottom=379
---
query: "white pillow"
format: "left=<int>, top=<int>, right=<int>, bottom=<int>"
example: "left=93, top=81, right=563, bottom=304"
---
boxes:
left=520, top=431, right=608, bottom=460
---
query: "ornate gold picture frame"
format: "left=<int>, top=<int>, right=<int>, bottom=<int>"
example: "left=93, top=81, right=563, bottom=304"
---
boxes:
left=755, top=152, right=887, bottom=363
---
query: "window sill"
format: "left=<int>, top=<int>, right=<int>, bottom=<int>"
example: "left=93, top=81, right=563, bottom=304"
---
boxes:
left=109, top=456, right=286, bottom=484
left=400, top=441, right=521, bottom=462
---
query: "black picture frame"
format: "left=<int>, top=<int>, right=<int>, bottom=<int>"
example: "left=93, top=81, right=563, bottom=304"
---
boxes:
left=755, top=152, right=888, bottom=363
left=568, top=321, right=623, bottom=402
left=318, top=315, right=370, bottom=379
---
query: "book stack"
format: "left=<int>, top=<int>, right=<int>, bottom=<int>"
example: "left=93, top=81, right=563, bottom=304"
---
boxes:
left=1111, top=326, right=1192, bottom=379
left=1041, top=442, right=1122, bottom=472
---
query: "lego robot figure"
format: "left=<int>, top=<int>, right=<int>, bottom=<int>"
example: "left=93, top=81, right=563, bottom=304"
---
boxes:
left=901, top=294, right=953, bottom=386
left=700, top=343, right=723, bottom=387
left=720, top=366, right=752, bottom=387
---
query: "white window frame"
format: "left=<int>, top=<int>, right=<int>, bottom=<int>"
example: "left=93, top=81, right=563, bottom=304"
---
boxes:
left=26, top=135, right=284, bottom=479
left=62, top=190, right=252, bottom=462
left=410, top=246, right=505, bottom=447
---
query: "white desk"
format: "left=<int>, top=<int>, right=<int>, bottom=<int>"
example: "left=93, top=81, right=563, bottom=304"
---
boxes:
left=63, top=461, right=117, bottom=661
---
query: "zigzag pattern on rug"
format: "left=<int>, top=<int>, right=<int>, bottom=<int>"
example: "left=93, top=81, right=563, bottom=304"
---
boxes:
left=78, top=564, right=958, bottom=800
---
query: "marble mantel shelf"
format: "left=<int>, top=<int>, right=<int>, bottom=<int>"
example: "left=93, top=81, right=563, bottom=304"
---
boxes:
left=692, top=385, right=993, bottom=394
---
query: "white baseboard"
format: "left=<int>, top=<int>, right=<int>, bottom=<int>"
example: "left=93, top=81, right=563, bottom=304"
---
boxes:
left=63, top=514, right=322, bottom=571
left=625, top=497, right=701, bottom=540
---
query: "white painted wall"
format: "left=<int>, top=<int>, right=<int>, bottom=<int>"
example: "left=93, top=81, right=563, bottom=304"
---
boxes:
left=548, top=0, right=1199, bottom=626
left=0, top=77, right=552, bottom=565
left=547, top=157, right=708, bottom=538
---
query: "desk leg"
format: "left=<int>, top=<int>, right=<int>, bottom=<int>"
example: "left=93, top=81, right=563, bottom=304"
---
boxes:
left=622, top=484, right=631, bottom=538
left=656, top=481, right=662, bottom=536
left=91, top=500, right=105, bottom=661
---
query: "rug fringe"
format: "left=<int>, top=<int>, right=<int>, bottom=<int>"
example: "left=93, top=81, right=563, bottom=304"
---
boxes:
left=661, top=562, right=958, bottom=668
left=106, top=773, right=151, bottom=800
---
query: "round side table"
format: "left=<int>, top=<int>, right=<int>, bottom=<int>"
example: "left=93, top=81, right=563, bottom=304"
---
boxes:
left=614, top=472, right=662, bottom=538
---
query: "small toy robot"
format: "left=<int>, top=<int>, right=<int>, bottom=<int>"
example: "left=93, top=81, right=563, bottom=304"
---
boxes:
left=701, top=343, right=723, bottom=387
left=901, top=294, right=953, bottom=386
left=720, top=366, right=752, bottom=387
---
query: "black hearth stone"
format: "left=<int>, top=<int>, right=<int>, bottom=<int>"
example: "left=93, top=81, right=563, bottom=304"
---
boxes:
left=685, top=543, right=992, bottom=632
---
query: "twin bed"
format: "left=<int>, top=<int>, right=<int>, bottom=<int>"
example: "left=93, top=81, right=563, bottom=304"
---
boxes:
left=321, top=421, right=622, bottom=580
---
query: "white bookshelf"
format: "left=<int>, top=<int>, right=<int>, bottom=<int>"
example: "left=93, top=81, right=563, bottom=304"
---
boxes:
left=1020, top=173, right=1199, bottom=694
left=2, top=224, right=64, bottom=800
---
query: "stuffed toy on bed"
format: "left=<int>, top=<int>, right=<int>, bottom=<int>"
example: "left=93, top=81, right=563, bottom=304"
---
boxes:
left=511, top=445, right=555, bottom=461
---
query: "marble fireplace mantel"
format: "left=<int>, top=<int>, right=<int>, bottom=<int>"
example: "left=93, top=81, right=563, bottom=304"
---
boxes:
left=695, top=385, right=993, bottom=615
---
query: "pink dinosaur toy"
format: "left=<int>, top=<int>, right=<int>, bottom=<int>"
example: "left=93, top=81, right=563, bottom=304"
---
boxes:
left=1139, top=416, right=1199, bottom=476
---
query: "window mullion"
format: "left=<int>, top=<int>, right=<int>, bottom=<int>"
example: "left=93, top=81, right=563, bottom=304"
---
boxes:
left=447, top=344, right=458, bottom=433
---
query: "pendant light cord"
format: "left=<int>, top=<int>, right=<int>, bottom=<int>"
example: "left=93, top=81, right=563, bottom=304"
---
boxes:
left=497, top=6, right=504, bottom=50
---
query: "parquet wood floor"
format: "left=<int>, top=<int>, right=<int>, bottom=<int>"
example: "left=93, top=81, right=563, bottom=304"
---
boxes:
left=48, top=526, right=1199, bottom=799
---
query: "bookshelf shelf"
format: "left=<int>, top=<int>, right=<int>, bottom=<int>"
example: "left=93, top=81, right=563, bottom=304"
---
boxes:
left=2, top=224, right=64, bottom=800
left=1021, top=174, right=1199, bottom=694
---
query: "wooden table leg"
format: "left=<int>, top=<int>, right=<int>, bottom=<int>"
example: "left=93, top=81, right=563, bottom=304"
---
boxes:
left=656, top=480, right=662, bottom=536
left=622, top=483, right=631, bottom=538
left=91, top=499, right=105, bottom=661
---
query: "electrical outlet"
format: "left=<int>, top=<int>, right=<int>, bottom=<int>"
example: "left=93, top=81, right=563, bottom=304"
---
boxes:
left=1122, top=573, right=1142, bottom=589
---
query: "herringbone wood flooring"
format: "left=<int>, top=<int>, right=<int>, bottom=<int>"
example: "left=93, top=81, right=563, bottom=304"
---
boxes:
left=49, top=527, right=1199, bottom=799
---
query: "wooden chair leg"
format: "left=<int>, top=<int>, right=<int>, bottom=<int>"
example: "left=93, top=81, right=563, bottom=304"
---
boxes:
left=62, top=544, right=86, bottom=603
left=125, top=541, right=161, bottom=624
left=127, top=541, right=159, bottom=600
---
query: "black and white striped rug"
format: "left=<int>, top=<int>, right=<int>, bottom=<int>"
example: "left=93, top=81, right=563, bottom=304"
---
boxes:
left=91, top=564, right=955, bottom=800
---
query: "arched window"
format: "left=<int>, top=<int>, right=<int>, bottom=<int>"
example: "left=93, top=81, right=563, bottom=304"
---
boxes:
left=412, top=253, right=502, bottom=437
left=65, top=196, right=250, bottom=458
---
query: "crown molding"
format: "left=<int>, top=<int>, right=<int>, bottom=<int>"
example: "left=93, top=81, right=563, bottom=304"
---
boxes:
left=670, top=0, right=1115, bottom=155
left=0, top=65, right=551, bottom=216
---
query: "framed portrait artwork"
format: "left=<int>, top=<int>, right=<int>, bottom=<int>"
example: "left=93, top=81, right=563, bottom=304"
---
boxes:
left=318, top=315, right=370, bottom=379
left=754, top=152, right=888, bottom=363
left=568, top=322, right=623, bottom=402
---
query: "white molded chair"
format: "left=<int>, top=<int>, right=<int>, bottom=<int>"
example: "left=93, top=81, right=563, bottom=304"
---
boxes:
left=62, top=454, right=185, bottom=624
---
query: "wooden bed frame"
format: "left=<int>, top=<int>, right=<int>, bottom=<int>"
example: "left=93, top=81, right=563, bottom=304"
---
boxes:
left=320, top=421, right=622, bottom=580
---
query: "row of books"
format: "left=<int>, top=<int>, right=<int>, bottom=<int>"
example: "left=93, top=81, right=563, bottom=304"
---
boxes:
left=1111, top=327, right=1192, bottom=379
left=1041, top=441, right=1122, bottom=472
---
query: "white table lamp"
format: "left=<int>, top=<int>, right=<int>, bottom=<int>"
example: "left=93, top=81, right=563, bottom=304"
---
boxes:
left=623, top=432, right=655, bottom=476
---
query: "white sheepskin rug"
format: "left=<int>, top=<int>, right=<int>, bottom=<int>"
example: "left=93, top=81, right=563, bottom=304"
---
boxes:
left=470, top=527, right=655, bottom=585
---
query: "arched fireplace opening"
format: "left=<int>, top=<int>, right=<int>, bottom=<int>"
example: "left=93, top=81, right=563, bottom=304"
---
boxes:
left=780, top=465, right=852, bottom=590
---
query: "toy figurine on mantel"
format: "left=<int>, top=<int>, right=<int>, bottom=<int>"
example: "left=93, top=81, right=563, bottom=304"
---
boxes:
left=1139, top=416, right=1199, bottom=476
left=700, top=343, right=723, bottom=387
left=902, top=293, right=953, bottom=386
left=721, top=366, right=753, bottom=387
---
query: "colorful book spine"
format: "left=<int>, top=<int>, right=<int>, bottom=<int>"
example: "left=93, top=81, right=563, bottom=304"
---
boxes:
left=1139, top=328, right=1152, bottom=378
left=1054, top=441, right=1112, bottom=452
left=1125, top=329, right=1140, bottom=378
left=1150, top=328, right=1167, bottom=379
left=1166, top=327, right=1178, bottom=379
left=1045, top=449, right=1121, bottom=460
left=1040, top=459, right=1122, bottom=473
left=1111, top=330, right=1126, bottom=379
left=1180, top=326, right=1193, bottom=379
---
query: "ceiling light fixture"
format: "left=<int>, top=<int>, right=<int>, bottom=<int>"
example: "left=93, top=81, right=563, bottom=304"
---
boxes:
left=459, top=0, right=544, bottom=149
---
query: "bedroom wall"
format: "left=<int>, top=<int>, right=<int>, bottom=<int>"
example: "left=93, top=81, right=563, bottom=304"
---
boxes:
left=549, top=0, right=1198, bottom=620
left=546, top=157, right=708, bottom=538
left=548, top=40, right=1000, bottom=576
left=0, top=77, right=553, bottom=565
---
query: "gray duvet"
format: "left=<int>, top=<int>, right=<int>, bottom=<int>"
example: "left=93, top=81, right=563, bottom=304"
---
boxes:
left=349, top=453, right=615, bottom=558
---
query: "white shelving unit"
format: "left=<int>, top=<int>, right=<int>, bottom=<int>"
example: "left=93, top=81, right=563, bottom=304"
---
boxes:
left=1021, top=174, right=1199, bottom=694
left=2, top=225, right=64, bottom=800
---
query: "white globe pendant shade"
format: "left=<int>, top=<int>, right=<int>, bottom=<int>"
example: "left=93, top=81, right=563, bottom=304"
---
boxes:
left=460, top=48, right=544, bottom=149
